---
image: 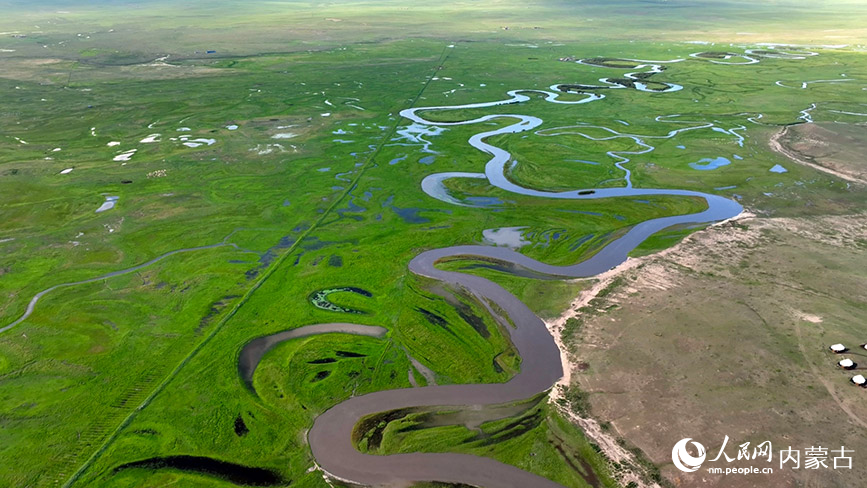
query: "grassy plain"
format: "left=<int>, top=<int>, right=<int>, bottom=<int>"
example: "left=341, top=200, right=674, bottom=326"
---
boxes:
left=0, top=1, right=865, bottom=488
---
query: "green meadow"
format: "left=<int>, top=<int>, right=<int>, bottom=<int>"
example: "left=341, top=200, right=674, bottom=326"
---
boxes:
left=1, top=1, right=865, bottom=487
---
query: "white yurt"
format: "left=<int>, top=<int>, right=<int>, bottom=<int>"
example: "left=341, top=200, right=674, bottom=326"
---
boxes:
left=830, top=343, right=847, bottom=353
left=851, top=375, right=866, bottom=386
left=838, top=358, right=856, bottom=370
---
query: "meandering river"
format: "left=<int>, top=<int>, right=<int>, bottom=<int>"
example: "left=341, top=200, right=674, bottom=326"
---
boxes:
left=302, top=62, right=743, bottom=487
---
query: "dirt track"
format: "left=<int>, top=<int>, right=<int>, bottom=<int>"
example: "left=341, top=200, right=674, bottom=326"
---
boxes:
left=770, top=125, right=867, bottom=185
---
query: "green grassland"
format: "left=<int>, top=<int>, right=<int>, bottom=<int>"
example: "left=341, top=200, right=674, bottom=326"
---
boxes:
left=1, top=1, right=865, bottom=487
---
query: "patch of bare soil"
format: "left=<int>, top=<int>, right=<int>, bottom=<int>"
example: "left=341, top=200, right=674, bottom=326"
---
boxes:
left=560, top=213, right=867, bottom=487
left=771, top=123, right=867, bottom=185
left=0, top=58, right=76, bottom=83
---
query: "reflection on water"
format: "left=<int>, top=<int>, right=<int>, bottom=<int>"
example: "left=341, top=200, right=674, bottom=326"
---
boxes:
left=769, top=164, right=788, bottom=173
left=689, top=156, right=731, bottom=170
left=95, top=195, right=119, bottom=213
left=482, top=226, right=530, bottom=249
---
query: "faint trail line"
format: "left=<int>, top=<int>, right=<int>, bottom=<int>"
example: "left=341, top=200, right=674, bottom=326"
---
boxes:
left=61, top=45, right=452, bottom=488
left=769, top=126, right=866, bottom=185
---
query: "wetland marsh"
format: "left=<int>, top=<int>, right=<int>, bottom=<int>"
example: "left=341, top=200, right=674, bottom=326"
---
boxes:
left=1, top=2, right=865, bottom=488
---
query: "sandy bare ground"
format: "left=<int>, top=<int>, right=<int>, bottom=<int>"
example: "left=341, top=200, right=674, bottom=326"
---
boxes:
left=545, top=211, right=753, bottom=488
left=770, top=125, right=867, bottom=186
left=558, top=212, right=867, bottom=488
